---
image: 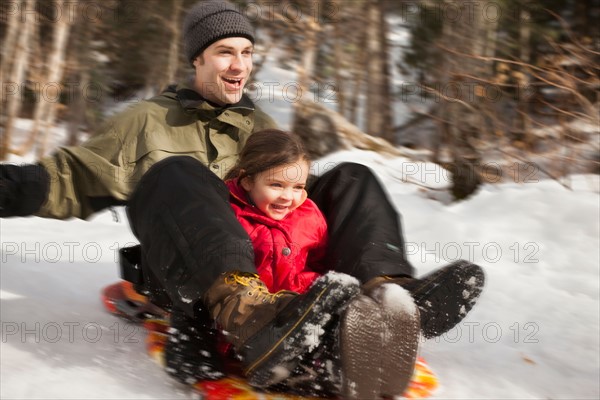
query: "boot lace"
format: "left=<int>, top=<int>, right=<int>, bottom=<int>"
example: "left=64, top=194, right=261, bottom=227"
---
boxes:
left=225, top=272, right=294, bottom=304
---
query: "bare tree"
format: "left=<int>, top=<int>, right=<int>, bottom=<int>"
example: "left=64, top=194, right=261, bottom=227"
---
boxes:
left=330, top=0, right=368, bottom=122
left=332, top=10, right=346, bottom=115
left=0, top=0, right=21, bottom=95
left=514, top=2, right=533, bottom=147
left=365, top=0, right=393, bottom=141
left=66, top=5, right=99, bottom=147
left=1, top=0, right=35, bottom=160
left=27, top=0, right=76, bottom=158
left=428, top=0, right=499, bottom=198
left=165, top=0, right=184, bottom=87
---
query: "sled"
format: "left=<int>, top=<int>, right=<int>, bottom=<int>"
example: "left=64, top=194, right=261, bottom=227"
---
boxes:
left=144, top=318, right=438, bottom=399
left=103, top=281, right=439, bottom=399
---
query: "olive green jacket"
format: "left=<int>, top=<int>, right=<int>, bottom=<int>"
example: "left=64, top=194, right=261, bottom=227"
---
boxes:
left=37, top=84, right=277, bottom=219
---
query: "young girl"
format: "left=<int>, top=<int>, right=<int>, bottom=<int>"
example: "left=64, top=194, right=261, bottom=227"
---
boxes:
left=224, top=129, right=328, bottom=294
left=223, top=132, right=429, bottom=398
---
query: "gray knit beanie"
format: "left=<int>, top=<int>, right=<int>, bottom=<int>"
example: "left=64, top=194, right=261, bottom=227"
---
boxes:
left=183, top=1, right=255, bottom=63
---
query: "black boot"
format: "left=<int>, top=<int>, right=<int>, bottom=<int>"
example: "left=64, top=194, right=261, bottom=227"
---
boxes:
left=165, top=306, right=225, bottom=384
left=269, top=313, right=344, bottom=397
left=365, top=260, right=485, bottom=339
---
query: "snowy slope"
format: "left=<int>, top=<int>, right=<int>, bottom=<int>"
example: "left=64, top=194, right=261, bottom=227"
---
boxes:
left=2, top=149, right=599, bottom=399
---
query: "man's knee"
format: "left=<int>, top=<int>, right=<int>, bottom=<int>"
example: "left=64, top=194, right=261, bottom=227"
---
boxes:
left=142, top=156, right=218, bottom=185
left=133, top=156, right=226, bottom=199
left=324, top=162, right=376, bottom=185
left=334, top=162, right=373, bottom=177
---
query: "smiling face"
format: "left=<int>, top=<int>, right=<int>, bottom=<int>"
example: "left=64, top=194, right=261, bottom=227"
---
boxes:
left=193, top=37, right=253, bottom=106
left=241, top=160, right=310, bottom=220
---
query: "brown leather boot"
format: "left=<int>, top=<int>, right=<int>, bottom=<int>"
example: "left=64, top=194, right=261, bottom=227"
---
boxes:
left=364, top=260, right=485, bottom=339
left=204, top=271, right=361, bottom=388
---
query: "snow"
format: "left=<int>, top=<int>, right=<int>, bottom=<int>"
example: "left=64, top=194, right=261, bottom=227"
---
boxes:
left=295, top=272, right=354, bottom=357
left=270, top=365, right=291, bottom=382
left=2, top=148, right=598, bottom=398
left=302, top=318, right=329, bottom=354
left=324, top=271, right=360, bottom=287
left=370, top=284, right=417, bottom=316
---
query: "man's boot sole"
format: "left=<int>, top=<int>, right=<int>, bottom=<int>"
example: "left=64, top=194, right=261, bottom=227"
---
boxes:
left=410, top=260, right=485, bottom=339
left=340, top=295, right=385, bottom=399
left=242, top=272, right=361, bottom=388
left=341, top=292, right=420, bottom=399
left=379, top=285, right=420, bottom=397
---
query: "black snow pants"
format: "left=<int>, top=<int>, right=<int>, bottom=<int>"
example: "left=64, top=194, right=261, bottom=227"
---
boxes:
left=127, top=157, right=414, bottom=318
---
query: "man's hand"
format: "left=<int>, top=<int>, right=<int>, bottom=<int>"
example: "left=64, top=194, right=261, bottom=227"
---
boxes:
left=0, top=176, right=16, bottom=216
left=0, top=164, right=50, bottom=217
left=0, top=166, right=18, bottom=217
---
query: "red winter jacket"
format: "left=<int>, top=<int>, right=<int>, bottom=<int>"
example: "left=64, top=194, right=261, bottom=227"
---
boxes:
left=226, top=179, right=328, bottom=294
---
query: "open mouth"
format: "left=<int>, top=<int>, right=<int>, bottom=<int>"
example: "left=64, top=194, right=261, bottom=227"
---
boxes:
left=270, top=204, right=289, bottom=212
left=222, top=76, right=243, bottom=90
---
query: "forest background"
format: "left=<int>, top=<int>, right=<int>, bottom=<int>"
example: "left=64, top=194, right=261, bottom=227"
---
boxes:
left=1, top=0, right=598, bottom=200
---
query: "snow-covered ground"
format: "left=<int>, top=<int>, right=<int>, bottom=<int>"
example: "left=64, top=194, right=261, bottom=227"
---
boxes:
left=1, top=148, right=599, bottom=399
left=2, top=18, right=599, bottom=397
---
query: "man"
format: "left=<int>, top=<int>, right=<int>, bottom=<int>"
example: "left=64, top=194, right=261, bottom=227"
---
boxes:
left=0, top=1, right=484, bottom=398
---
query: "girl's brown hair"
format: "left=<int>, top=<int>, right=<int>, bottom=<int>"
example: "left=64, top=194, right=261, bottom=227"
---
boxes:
left=225, top=129, right=310, bottom=181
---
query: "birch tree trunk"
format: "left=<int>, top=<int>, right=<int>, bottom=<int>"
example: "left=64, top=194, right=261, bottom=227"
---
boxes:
left=0, top=1, right=20, bottom=96
left=14, top=6, right=53, bottom=156
left=1, top=0, right=35, bottom=160
left=14, top=16, right=46, bottom=157
left=36, top=0, right=75, bottom=158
